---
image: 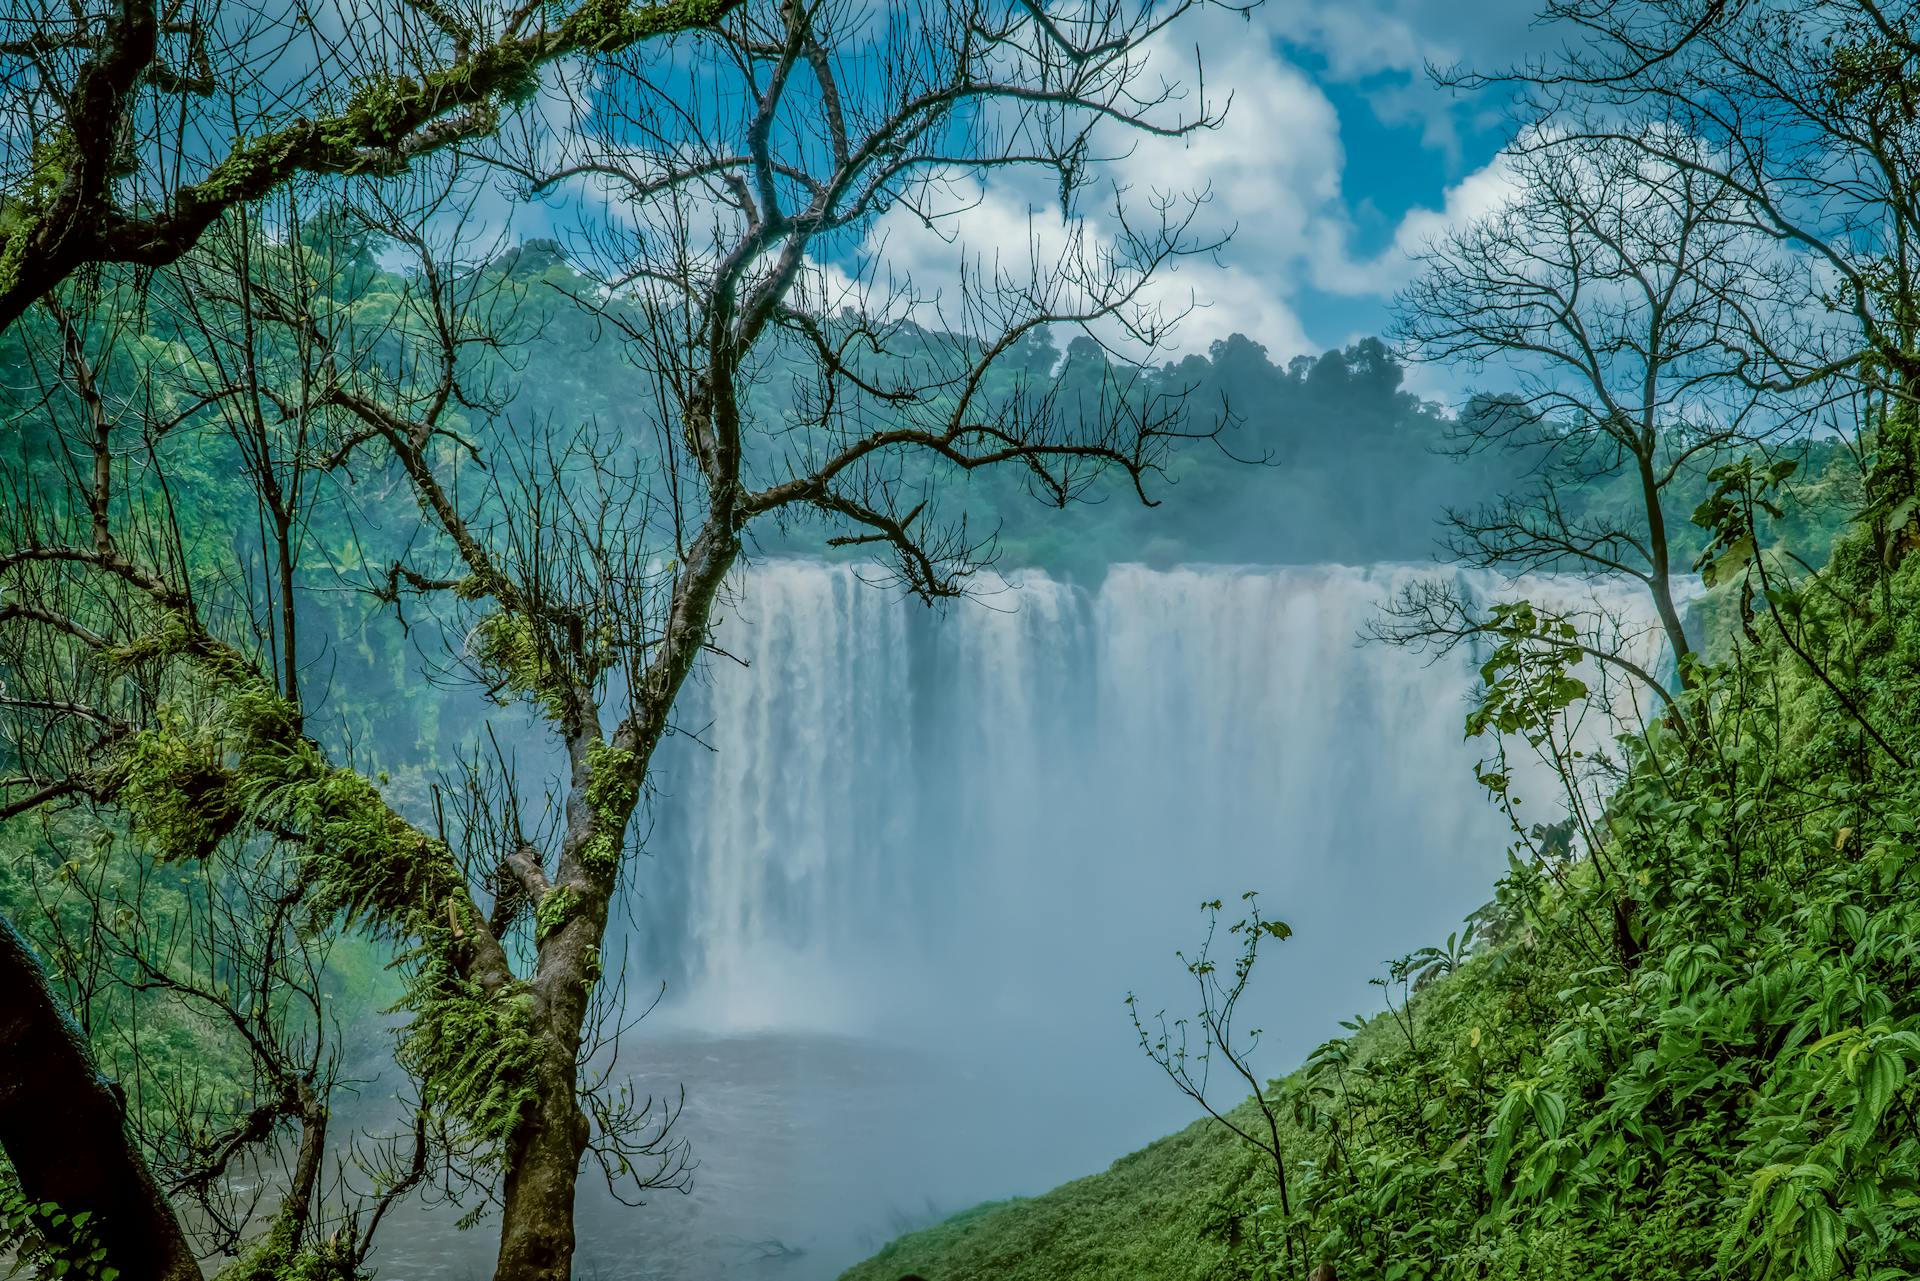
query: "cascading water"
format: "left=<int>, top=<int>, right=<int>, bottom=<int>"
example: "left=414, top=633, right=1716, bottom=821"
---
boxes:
left=377, top=560, right=1666, bottom=1281
left=637, top=560, right=1656, bottom=1043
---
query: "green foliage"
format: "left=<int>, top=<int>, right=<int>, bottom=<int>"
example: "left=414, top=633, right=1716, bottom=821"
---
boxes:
left=391, top=960, right=544, bottom=1161
left=471, top=611, right=573, bottom=721
left=226, top=698, right=544, bottom=1161
left=841, top=1119, right=1270, bottom=1281
left=1693, top=457, right=1805, bottom=639
left=0, top=131, right=73, bottom=297
left=0, top=820, right=261, bottom=1152
left=216, top=1215, right=359, bottom=1281
left=1464, top=602, right=1590, bottom=748
left=535, top=885, right=581, bottom=940
left=78, top=667, right=541, bottom=1162
left=578, top=830, right=621, bottom=878
left=0, top=1171, right=121, bottom=1281
left=109, top=719, right=242, bottom=863
left=579, top=741, right=640, bottom=879
left=846, top=461, right=1920, bottom=1281
left=557, top=0, right=730, bottom=51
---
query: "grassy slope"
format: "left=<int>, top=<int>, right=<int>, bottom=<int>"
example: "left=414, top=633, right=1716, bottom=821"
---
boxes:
left=841, top=1112, right=1252, bottom=1281
left=841, top=1119, right=1248, bottom=1281
left=848, top=529, right=1920, bottom=1281
left=840, top=1013, right=1408, bottom=1281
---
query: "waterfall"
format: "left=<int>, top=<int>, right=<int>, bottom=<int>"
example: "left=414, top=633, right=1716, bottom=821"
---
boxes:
left=634, top=560, right=1662, bottom=1049
left=347, top=559, right=1676, bottom=1281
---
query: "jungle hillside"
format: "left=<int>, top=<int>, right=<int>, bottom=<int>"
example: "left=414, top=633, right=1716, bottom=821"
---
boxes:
left=3, top=1, right=1920, bottom=1281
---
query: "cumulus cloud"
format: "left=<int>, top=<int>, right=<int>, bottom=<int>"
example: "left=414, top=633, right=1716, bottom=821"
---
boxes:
left=1084, top=18, right=1353, bottom=356
left=831, top=11, right=1533, bottom=363
left=485, top=1, right=1549, bottom=366
left=815, top=17, right=1349, bottom=360
left=1344, top=150, right=1523, bottom=295
left=1267, top=0, right=1546, bottom=159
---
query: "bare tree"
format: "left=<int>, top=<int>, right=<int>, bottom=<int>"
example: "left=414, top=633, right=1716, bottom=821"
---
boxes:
left=489, top=0, right=1227, bottom=597
left=1459, top=0, right=1920, bottom=563
left=1127, top=894, right=1306, bottom=1276
left=1385, top=135, right=1797, bottom=693
left=0, top=0, right=1231, bottom=1275
left=1365, top=132, right=1812, bottom=971
left=326, top=0, right=1227, bottom=1262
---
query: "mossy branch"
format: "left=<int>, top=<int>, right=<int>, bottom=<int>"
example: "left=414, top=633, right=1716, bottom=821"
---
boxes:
left=0, top=0, right=739, bottom=329
left=96, top=647, right=540, bottom=1161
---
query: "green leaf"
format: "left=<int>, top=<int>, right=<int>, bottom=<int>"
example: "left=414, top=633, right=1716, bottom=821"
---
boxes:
left=1703, top=534, right=1756, bottom=588
left=1532, top=1089, right=1568, bottom=1141
left=1804, top=1201, right=1841, bottom=1278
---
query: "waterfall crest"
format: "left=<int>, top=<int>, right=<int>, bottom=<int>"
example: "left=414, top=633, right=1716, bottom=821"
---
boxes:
left=637, top=560, right=1660, bottom=1043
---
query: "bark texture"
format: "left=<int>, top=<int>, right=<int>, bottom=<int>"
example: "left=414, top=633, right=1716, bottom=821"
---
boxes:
left=0, top=920, right=200, bottom=1281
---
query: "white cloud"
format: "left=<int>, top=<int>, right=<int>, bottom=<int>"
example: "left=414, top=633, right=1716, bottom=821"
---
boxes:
left=1344, top=150, right=1522, bottom=295
left=1266, top=0, right=1548, bottom=159
left=476, top=2, right=1542, bottom=366
left=821, top=16, right=1523, bottom=363
left=1092, top=20, right=1351, bottom=356
left=823, top=20, right=1347, bottom=361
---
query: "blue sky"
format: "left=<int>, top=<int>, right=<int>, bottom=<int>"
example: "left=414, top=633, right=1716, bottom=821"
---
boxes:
left=802, top=0, right=1561, bottom=388
left=1295, top=72, right=1509, bottom=343
left=486, top=0, right=1561, bottom=393
left=1139, top=0, right=1551, bottom=365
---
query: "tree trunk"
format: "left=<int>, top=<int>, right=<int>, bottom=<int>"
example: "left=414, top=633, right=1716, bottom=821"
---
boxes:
left=492, top=1051, right=591, bottom=1281
left=0, top=917, right=201, bottom=1281
left=492, top=779, right=621, bottom=1281
left=1635, top=444, right=1694, bottom=684
left=490, top=526, right=740, bottom=1279
left=491, top=734, right=622, bottom=1281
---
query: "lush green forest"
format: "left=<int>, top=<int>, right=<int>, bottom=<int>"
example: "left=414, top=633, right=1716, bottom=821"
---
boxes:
left=470, top=242, right=1867, bottom=581
left=5, top=0, right=1920, bottom=1280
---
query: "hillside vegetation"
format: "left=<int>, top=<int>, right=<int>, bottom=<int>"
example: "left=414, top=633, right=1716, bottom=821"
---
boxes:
left=846, top=495, right=1920, bottom=1280
left=0, top=224, right=1872, bottom=1281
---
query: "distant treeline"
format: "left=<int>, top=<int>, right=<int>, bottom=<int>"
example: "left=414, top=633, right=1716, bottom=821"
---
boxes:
left=479, top=240, right=1857, bottom=580
left=5, top=233, right=1857, bottom=590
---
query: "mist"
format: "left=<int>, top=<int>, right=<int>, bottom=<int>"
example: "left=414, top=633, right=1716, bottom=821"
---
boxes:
left=367, top=559, right=1660, bottom=1280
